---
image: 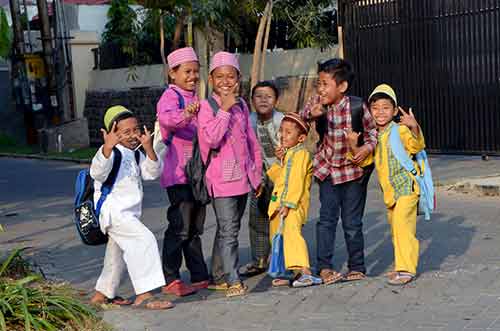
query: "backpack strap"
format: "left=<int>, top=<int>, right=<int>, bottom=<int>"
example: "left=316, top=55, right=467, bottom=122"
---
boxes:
left=349, top=96, right=365, bottom=146
left=95, top=147, right=122, bottom=217
left=134, top=149, right=142, bottom=165
left=207, top=96, right=220, bottom=116
left=165, top=88, right=186, bottom=146
left=389, top=124, right=418, bottom=176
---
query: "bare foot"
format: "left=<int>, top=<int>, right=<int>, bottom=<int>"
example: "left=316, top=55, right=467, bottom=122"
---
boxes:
left=90, top=291, right=107, bottom=304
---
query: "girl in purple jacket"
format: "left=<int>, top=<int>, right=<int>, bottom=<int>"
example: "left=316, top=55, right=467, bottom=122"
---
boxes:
left=197, top=52, right=263, bottom=297
left=156, top=47, right=209, bottom=297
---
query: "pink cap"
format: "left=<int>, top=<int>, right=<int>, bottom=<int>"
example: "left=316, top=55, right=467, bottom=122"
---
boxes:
left=167, top=47, right=198, bottom=69
left=209, top=51, right=240, bottom=73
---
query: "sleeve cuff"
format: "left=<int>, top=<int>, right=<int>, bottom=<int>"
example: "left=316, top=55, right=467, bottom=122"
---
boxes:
left=95, top=146, right=114, bottom=164
left=281, top=201, right=297, bottom=209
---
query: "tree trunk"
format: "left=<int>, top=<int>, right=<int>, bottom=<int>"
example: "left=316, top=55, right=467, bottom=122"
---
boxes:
left=250, top=1, right=272, bottom=91
left=172, top=13, right=185, bottom=50
left=159, top=10, right=167, bottom=84
left=259, top=0, right=273, bottom=82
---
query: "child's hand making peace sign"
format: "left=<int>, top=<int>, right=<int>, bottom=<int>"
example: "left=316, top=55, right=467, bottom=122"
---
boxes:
left=101, top=122, right=121, bottom=158
left=133, top=125, right=158, bottom=161
left=399, top=107, right=420, bottom=135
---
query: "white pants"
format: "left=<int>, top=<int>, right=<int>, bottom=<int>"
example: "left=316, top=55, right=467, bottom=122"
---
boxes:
left=95, top=216, right=165, bottom=298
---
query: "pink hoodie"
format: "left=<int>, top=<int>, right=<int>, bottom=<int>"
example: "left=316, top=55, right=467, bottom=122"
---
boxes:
left=197, top=94, right=262, bottom=198
left=156, top=84, right=198, bottom=188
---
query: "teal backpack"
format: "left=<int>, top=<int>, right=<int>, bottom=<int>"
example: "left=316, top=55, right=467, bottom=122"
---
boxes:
left=389, top=124, right=435, bottom=221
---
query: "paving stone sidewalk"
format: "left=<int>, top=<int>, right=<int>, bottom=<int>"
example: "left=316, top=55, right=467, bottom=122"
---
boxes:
left=1, top=156, right=500, bottom=330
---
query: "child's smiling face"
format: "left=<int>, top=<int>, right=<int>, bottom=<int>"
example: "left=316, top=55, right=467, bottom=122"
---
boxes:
left=209, top=66, right=239, bottom=96
left=316, top=72, right=348, bottom=106
left=370, top=98, right=398, bottom=129
left=116, top=117, right=140, bottom=150
left=279, top=120, right=306, bottom=149
left=252, top=86, right=277, bottom=118
left=169, top=61, right=200, bottom=91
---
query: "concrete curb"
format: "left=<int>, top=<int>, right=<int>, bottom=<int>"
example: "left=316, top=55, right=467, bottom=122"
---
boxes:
left=0, top=153, right=90, bottom=164
left=448, top=174, right=500, bottom=196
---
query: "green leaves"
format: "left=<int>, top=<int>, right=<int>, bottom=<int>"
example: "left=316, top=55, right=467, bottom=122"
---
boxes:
left=0, top=249, right=99, bottom=331
left=0, top=8, right=12, bottom=59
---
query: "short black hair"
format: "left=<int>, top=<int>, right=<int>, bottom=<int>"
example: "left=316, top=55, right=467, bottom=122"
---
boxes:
left=368, top=92, right=396, bottom=108
left=109, top=112, right=137, bottom=132
left=317, top=58, right=355, bottom=90
left=251, top=80, right=279, bottom=99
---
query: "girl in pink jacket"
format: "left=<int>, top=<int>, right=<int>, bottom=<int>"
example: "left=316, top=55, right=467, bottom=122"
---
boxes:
left=156, top=47, right=209, bottom=297
left=197, top=51, right=263, bottom=297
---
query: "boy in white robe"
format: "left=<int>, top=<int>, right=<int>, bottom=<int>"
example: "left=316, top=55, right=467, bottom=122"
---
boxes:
left=89, top=105, right=173, bottom=310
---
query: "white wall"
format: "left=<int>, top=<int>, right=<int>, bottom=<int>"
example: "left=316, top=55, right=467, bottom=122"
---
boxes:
left=87, top=46, right=339, bottom=91
left=69, top=30, right=99, bottom=119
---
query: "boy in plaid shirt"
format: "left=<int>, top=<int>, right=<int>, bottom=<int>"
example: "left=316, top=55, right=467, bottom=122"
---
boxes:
left=300, top=59, right=377, bottom=284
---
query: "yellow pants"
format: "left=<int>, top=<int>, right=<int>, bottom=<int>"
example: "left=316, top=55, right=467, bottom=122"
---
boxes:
left=387, top=193, right=419, bottom=275
left=269, top=210, right=310, bottom=270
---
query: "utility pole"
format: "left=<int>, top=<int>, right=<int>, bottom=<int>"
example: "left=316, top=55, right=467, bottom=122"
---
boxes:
left=9, top=0, right=35, bottom=143
left=36, top=0, right=59, bottom=126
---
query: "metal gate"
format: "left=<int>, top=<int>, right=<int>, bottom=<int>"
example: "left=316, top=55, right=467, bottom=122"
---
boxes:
left=340, top=0, right=500, bottom=154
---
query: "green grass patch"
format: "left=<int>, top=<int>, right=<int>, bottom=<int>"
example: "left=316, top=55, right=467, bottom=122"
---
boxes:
left=46, top=147, right=97, bottom=160
left=0, top=248, right=112, bottom=331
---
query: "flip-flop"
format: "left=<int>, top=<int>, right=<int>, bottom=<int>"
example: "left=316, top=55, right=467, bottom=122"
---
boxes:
left=319, top=269, right=344, bottom=285
left=343, top=270, right=367, bottom=282
left=239, top=263, right=266, bottom=277
left=107, top=296, right=132, bottom=306
left=387, top=272, right=415, bottom=286
left=292, top=274, right=323, bottom=288
left=162, top=280, right=197, bottom=297
left=132, top=296, right=174, bottom=310
left=225, top=282, right=248, bottom=297
left=272, top=278, right=290, bottom=287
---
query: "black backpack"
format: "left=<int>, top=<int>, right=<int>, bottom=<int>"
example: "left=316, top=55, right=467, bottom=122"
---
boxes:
left=74, top=148, right=141, bottom=245
left=315, top=96, right=365, bottom=147
left=185, top=97, right=244, bottom=205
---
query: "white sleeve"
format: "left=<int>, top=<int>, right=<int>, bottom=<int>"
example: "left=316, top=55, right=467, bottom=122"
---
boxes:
left=140, top=151, right=162, bottom=181
left=89, top=146, right=114, bottom=183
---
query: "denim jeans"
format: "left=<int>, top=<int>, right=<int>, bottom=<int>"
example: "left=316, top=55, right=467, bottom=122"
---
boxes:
left=316, top=176, right=369, bottom=274
left=210, top=194, right=248, bottom=285
left=162, top=185, right=209, bottom=285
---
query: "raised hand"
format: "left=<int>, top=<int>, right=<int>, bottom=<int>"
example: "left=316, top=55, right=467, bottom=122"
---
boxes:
left=184, top=101, right=200, bottom=117
left=274, top=146, right=286, bottom=161
left=344, top=128, right=361, bottom=151
left=220, top=83, right=239, bottom=112
left=101, top=122, right=121, bottom=158
left=310, top=103, right=324, bottom=118
left=135, top=125, right=157, bottom=161
left=399, top=107, right=420, bottom=135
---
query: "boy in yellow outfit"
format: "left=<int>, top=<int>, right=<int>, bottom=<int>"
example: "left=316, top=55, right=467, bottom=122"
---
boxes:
left=267, top=112, right=322, bottom=288
left=361, top=84, right=425, bottom=286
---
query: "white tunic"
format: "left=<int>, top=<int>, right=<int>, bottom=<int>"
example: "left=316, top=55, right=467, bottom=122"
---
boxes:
left=90, top=144, right=162, bottom=232
left=89, top=144, right=166, bottom=297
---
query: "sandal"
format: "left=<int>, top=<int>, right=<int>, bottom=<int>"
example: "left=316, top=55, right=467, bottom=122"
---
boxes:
left=191, top=280, right=209, bottom=290
left=272, top=278, right=290, bottom=287
left=292, top=274, right=323, bottom=288
left=107, top=296, right=132, bottom=306
left=239, top=262, right=266, bottom=277
left=387, top=272, right=415, bottom=286
left=132, top=296, right=174, bottom=310
left=207, top=281, right=229, bottom=291
left=225, top=282, right=248, bottom=297
left=162, top=279, right=197, bottom=297
left=343, top=270, right=367, bottom=282
left=319, top=269, right=344, bottom=285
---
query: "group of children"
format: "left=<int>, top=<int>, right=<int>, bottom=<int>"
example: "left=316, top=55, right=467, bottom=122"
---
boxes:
left=88, top=47, right=427, bottom=310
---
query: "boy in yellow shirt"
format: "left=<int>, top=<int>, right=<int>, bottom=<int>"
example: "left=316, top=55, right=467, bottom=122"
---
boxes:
left=361, top=84, right=425, bottom=285
left=267, top=112, right=322, bottom=288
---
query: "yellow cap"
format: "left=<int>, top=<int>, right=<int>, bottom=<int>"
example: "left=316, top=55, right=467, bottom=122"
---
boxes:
left=103, top=105, right=133, bottom=131
left=368, top=84, right=397, bottom=106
